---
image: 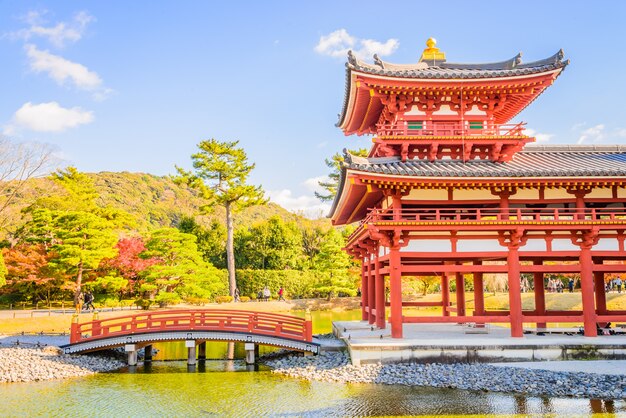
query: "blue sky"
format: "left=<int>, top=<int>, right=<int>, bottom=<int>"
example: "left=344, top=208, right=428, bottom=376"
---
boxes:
left=1, top=1, right=626, bottom=217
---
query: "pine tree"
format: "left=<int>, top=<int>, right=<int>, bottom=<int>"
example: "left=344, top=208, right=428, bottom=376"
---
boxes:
left=316, top=148, right=368, bottom=202
left=50, top=211, right=118, bottom=294
left=175, top=139, right=266, bottom=296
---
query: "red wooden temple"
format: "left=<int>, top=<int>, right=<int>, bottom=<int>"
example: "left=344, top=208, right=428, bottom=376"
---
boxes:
left=330, top=38, right=626, bottom=339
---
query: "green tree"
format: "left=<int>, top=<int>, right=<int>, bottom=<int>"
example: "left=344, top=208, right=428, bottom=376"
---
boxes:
left=235, top=216, right=302, bottom=270
left=301, top=225, right=326, bottom=268
left=311, top=228, right=356, bottom=298
left=50, top=211, right=119, bottom=294
left=175, top=139, right=266, bottom=296
left=21, top=167, right=133, bottom=298
left=178, top=216, right=227, bottom=268
left=316, top=148, right=368, bottom=202
left=0, top=252, right=7, bottom=287
left=141, top=228, right=223, bottom=302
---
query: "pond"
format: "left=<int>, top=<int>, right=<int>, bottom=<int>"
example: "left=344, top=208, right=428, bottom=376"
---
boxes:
left=1, top=309, right=624, bottom=416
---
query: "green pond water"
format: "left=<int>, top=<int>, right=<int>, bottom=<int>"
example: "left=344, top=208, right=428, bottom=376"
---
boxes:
left=1, top=309, right=624, bottom=416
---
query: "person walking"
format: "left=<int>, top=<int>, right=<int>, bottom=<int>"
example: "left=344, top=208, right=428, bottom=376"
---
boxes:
left=263, top=285, right=271, bottom=301
left=74, top=290, right=84, bottom=314
left=278, top=286, right=285, bottom=301
left=617, top=276, right=623, bottom=293
left=568, top=278, right=574, bottom=293
left=234, top=287, right=241, bottom=302
left=83, top=291, right=95, bottom=311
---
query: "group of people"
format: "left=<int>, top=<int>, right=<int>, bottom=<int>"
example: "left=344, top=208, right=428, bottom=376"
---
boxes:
left=73, top=290, right=95, bottom=313
left=241, top=285, right=285, bottom=302
left=607, top=276, right=623, bottom=293
left=541, top=277, right=576, bottom=293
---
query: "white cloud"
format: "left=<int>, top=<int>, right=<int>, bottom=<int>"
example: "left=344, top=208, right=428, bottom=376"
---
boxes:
left=9, top=10, right=94, bottom=48
left=268, top=189, right=331, bottom=219
left=524, top=128, right=553, bottom=143
left=303, top=175, right=329, bottom=193
left=577, top=124, right=605, bottom=144
left=9, top=102, right=94, bottom=133
left=268, top=176, right=332, bottom=218
left=315, top=29, right=399, bottom=60
left=26, top=44, right=105, bottom=92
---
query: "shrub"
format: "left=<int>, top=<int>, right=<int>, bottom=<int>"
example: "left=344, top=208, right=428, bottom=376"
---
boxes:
left=215, top=295, right=233, bottom=304
left=239, top=296, right=250, bottom=303
left=186, top=297, right=209, bottom=306
left=155, top=292, right=181, bottom=307
left=135, top=298, right=153, bottom=310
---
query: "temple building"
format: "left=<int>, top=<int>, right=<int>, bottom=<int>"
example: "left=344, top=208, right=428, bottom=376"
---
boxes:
left=330, top=38, right=626, bottom=339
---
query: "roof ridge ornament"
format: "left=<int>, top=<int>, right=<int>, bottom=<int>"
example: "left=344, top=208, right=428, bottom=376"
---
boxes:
left=347, top=50, right=357, bottom=66
left=373, top=54, right=384, bottom=68
left=419, top=37, right=446, bottom=63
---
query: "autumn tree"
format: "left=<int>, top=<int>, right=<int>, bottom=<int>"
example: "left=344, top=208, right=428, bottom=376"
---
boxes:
left=3, top=244, right=65, bottom=303
left=0, top=138, right=54, bottom=282
left=175, top=139, right=266, bottom=296
left=316, top=148, right=368, bottom=202
left=99, top=237, right=158, bottom=296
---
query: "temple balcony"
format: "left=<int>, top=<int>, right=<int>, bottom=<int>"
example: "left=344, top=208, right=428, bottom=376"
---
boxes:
left=376, top=122, right=527, bottom=138
left=347, top=207, right=626, bottom=246
left=371, top=122, right=533, bottom=162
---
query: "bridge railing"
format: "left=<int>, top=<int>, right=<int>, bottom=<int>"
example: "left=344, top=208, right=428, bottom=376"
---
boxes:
left=70, top=309, right=313, bottom=344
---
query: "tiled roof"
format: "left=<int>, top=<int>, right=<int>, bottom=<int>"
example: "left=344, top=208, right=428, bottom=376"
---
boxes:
left=345, top=146, right=626, bottom=178
left=349, top=49, right=569, bottom=79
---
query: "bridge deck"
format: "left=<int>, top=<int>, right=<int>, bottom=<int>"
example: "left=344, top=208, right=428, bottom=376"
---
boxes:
left=62, top=309, right=318, bottom=355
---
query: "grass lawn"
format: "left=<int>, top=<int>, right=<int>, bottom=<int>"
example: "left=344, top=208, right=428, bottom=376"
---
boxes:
left=2, top=292, right=625, bottom=335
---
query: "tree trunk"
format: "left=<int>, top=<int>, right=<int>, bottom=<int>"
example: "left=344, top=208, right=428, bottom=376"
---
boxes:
left=74, top=260, right=84, bottom=306
left=225, top=202, right=236, bottom=296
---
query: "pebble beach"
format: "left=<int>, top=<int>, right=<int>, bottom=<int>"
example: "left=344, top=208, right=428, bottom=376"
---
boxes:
left=265, top=351, right=626, bottom=400
left=0, top=335, right=125, bottom=383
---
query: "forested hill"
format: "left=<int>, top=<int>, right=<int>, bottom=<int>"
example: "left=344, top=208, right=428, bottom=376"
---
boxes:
left=4, top=171, right=329, bottom=233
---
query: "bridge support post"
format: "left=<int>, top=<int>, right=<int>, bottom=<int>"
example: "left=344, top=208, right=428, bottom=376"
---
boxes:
left=245, top=343, right=256, bottom=365
left=144, top=344, right=152, bottom=362
left=185, top=340, right=197, bottom=366
left=197, top=342, right=206, bottom=361
left=125, top=344, right=137, bottom=366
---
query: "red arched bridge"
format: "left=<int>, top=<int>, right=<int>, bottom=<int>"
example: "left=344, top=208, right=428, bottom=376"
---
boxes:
left=61, top=309, right=319, bottom=362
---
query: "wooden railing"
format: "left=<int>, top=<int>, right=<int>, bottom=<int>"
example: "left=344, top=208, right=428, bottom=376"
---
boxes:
left=70, top=309, right=313, bottom=344
left=376, top=122, right=526, bottom=137
left=366, top=207, right=626, bottom=224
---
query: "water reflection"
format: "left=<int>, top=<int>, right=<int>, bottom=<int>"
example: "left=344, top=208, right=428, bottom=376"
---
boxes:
left=1, top=361, right=624, bottom=416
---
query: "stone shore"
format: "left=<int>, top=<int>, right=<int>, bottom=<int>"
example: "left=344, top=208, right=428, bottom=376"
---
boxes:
left=265, top=352, right=626, bottom=400
left=0, top=347, right=125, bottom=383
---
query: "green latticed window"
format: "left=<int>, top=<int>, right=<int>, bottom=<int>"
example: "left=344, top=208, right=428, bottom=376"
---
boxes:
left=469, top=121, right=483, bottom=130
left=408, top=121, right=423, bottom=130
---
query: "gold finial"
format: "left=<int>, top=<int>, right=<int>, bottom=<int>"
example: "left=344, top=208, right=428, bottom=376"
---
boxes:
left=420, top=37, right=446, bottom=63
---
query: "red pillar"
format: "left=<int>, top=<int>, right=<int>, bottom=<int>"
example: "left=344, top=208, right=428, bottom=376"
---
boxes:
left=375, top=254, right=386, bottom=329
left=455, top=272, right=466, bottom=317
left=498, top=192, right=511, bottom=220
left=507, top=246, right=524, bottom=337
left=533, top=260, right=546, bottom=329
left=473, top=269, right=484, bottom=316
left=361, top=258, right=368, bottom=321
left=441, top=273, right=450, bottom=317
left=389, top=247, right=403, bottom=338
left=579, top=245, right=597, bottom=336
left=368, top=254, right=376, bottom=325
left=594, top=271, right=607, bottom=315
